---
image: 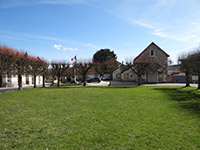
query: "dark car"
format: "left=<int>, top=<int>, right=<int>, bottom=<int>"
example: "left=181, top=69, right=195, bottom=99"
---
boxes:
left=101, top=76, right=110, bottom=81
left=86, top=77, right=101, bottom=83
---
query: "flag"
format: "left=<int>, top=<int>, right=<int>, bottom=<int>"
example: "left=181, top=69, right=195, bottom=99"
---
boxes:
left=71, top=55, right=77, bottom=64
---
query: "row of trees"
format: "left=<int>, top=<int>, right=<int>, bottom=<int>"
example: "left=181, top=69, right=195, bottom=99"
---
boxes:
left=0, top=46, right=119, bottom=89
left=178, top=48, right=200, bottom=89
left=0, top=46, right=49, bottom=90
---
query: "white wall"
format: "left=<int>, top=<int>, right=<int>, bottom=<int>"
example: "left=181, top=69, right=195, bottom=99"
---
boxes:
left=1, top=75, right=42, bottom=87
left=113, top=68, right=121, bottom=81
left=121, top=69, right=137, bottom=82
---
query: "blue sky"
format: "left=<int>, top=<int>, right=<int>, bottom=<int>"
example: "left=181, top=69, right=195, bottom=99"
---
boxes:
left=0, top=0, right=200, bottom=64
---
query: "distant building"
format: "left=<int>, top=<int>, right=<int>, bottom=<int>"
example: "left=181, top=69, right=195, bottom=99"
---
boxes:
left=113, top=42, right=170, bottom=83
left=0, top=47, right=43, bottom=87
left=2, top=75, right=42, bottom=87
left=167, top=65, right=199, bottom=83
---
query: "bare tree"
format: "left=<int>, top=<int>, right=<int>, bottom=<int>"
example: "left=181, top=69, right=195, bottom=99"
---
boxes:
left=74, top=60, right=92, bottom=86
left=40, top=60, right=49, bottom=88
left=0, top=46, right=9, bottom=87
left=93, top=61, right=105, bottom=77
left=189, top=49, right=200, bottom=89
left=127, top=61, right=149, bottom=86
left=62, top=67, right=73, bottom=83
left=0, top=46, right=50, bottom=89
left=103, top=60, right=118, bottom=86
left=14, top=52, right=29, bottom=90
left=51, top=61, right=69, bottom=87
left=28, top=56, right=44, bottom=88
left=0, top=46, right=16, bottom=87
left=178, top=53, right=193, bottom=87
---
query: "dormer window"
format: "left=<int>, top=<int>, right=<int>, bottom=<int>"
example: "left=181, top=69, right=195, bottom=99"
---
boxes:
left=150, top=50, right=155, bottom=57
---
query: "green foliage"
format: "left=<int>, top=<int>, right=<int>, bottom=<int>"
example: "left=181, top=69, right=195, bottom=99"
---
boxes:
left=1, top=86, right=200, bottom=149
left=93, top=49, right=117, bottom=62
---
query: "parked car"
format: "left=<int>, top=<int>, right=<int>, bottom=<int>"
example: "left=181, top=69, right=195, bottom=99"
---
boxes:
left=101, top=76, right=110, bottom=81
left=86, top=77, right=101, bottom=83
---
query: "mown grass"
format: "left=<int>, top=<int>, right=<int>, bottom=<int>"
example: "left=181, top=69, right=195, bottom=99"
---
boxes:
left=0, top=86, right=200, bottom=149
left=51, top=82, right=82, bottom=87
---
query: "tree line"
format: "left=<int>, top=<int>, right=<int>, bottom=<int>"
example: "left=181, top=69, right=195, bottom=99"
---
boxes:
left=0, top=46, right=49, bottom=90
left=1, top=44, right=200, bottom=90
left=0, top=46, right=118, bottom=89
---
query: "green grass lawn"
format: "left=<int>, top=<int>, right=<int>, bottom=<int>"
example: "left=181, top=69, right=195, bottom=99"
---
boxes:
left=51, top=82, right=82, bottom=87
left=0, top=86, right=200, bottom=149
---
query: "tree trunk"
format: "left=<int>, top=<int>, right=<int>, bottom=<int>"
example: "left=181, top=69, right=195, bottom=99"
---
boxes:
left=34, top=75, right=37, bottom=88
left=109, top=78, right=112, bottom=86
left=83, top=73, right=86, bottom=86
left=109, top=73, right=112, bottom=86
left=52, top=76, right=55, bottom=85
left=42, top=75, right=45, bottom=88
left=57, top=76, right=60, bottom=87
left=0, top=74, right=2, bottom=87
left=198, top=74, right=200, bottom=89
left=146, top=73, right=148, bottom=84
left=138, top=74, right=141, bottom=86
left=18, top=74, right=22, bottom=90
left=185, top=72, right=190, bottom=87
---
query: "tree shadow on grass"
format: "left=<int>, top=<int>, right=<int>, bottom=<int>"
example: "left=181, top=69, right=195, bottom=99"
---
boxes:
left=154, top=87, right=200, bottom=116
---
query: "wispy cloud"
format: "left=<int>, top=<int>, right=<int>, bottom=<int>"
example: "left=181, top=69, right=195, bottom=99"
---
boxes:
left=152, top=28, right=167, bottom=38
left=53, top=44, right=62, bottom=50
left=129, top=19, right=154, bottom=29
left=152, top=28, right=200, bottom=42
left=102, top=0, right=200, bottom=44
left=53, top=44, right=78, bottom=51
left=63, top=47, right=78, bottom=51
left=0, top=0, right=89, bottom=8
left=0, top=31, right=100, bottom=50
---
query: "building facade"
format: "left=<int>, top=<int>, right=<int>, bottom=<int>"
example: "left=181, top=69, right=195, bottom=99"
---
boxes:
left=113, top=42, right=170, bottom=83
left=1, top=75, right=43, bottom=87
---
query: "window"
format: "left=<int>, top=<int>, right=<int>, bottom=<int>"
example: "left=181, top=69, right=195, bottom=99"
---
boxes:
left=150, top=50, right=155, bottom=57
left=7, top=75, right=11, bottom=82
left=124, top=73, right=129, bottom=79
left=192, top=76, right=198, bottom=81
left=116, top=73, right=121, bottom=79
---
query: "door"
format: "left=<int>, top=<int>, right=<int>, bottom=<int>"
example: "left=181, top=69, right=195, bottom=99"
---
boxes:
left=148, top=73, right=158, bottom=83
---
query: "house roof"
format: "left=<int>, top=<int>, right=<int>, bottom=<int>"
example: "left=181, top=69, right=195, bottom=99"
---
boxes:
left=134, top=42, right=170, bottom=62
left=115, top=64, right=130, bottom=73
left=0, top=45, right=45, bottom=63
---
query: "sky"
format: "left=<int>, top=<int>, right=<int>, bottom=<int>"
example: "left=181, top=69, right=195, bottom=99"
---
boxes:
left=0, top=0, right=200, bottom=64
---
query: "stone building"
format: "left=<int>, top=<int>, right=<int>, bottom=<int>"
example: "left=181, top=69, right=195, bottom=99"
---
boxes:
left=113, top=42, right=170, bottom=83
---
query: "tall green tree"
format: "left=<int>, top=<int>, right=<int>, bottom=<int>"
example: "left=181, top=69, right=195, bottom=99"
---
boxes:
left=93, top=49, right=117, bottom=62
left=93, top=49, right=117, bottom=79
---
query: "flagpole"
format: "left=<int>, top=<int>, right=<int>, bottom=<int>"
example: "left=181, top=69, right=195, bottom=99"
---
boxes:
left=73, top=55, right=77, bottom=83
left=74, top=67, right=77, bottom=83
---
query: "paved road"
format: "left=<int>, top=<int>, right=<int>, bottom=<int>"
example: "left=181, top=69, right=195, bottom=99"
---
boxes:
left=144, top=83, right=198, bottom=87
left=0, top=83, right=51, bottom=93
left=111, top=81, right=137, bottom=86
left=1, top=82, right=198, bottom=92
left=87, top=81, right=110, bottom=86
left=87, top=81, right=137, bottom=86
left=88, top=81, right=198, bottom=87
